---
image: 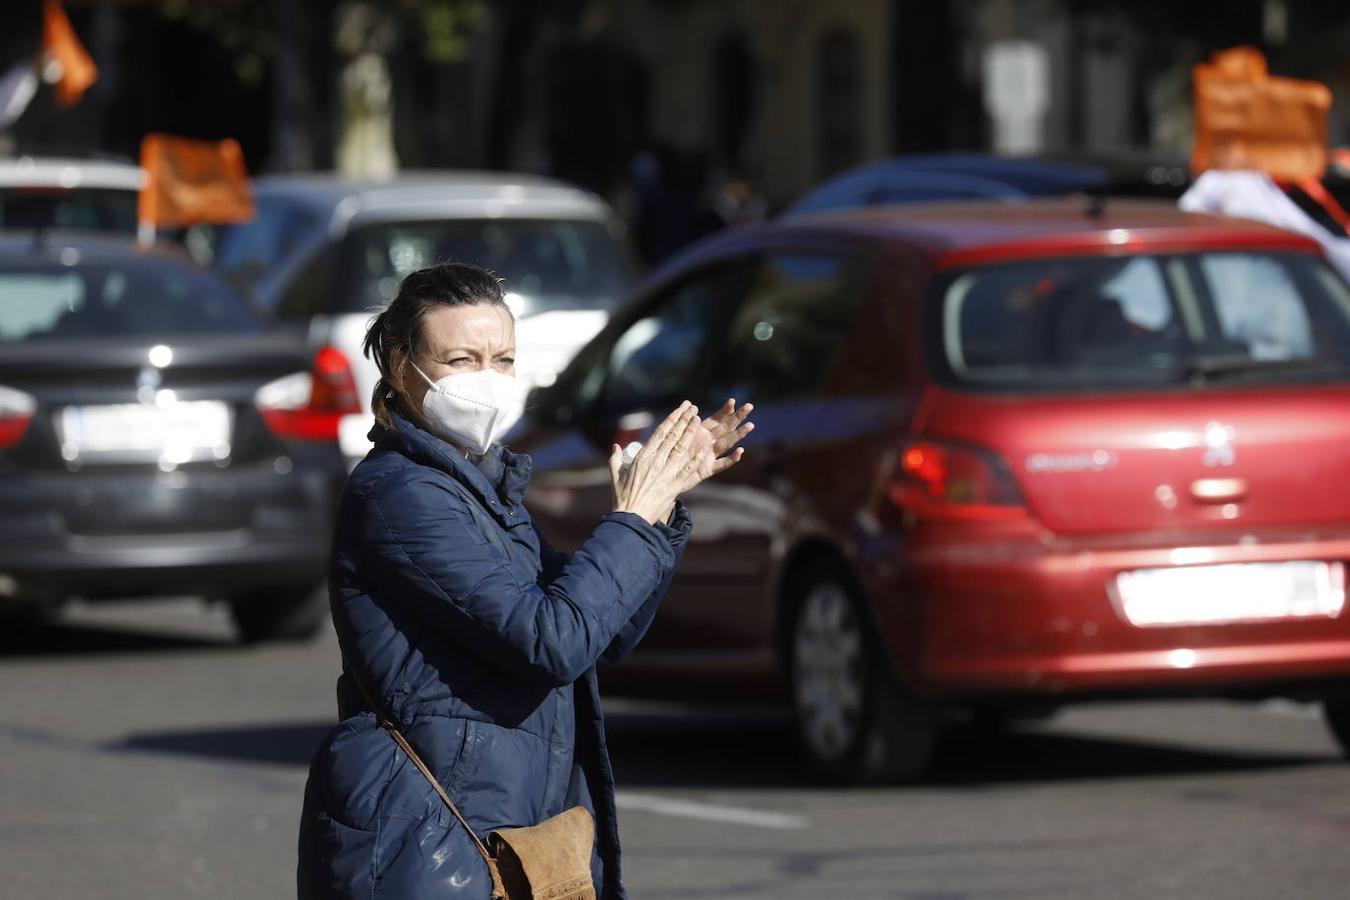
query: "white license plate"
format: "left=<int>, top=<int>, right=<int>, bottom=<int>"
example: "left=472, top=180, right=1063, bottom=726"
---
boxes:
left=1115, top=561, right=1345, bottom=627
left=58, top=401, right=232, bottom=464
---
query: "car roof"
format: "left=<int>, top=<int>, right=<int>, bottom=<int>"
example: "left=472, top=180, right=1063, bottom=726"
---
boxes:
left=820, top=152, right=1109, bottom=193
left=0, top=232, right=198, bottom=267
left=0, top=156, right=146, bottom=190
left=250, top=170, right=613, bottom=224
left=769, top=198, right=1324, bottom=266
left=785, top=153, right=1110, bottom=215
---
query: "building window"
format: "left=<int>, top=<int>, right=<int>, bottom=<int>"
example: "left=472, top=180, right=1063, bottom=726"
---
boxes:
left=817, top=27, right=862, bottom=177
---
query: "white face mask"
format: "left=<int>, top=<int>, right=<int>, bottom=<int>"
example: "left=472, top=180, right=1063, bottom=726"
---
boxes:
left=410, top=363, right=523, bottom=456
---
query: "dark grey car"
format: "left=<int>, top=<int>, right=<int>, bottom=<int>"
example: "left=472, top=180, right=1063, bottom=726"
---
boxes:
left=0, top=234, right=351, bottom=641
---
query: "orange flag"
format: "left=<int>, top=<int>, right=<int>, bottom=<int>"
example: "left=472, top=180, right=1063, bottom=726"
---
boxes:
left=43, top=0, right=98, bottom=107
left=138, top=134, right=256, bottom=229
left=1192, top=46, right=1331, bottom=182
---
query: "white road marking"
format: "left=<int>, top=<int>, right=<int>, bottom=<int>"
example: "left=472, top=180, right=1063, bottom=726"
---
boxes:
left=616, top=792, right=809, bottom=830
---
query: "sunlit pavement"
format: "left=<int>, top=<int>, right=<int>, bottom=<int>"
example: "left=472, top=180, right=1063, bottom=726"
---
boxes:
left=1, top=600, right=1347, bottom=899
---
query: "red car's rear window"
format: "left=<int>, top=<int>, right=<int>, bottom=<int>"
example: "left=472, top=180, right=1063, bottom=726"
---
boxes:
left=926, top=251, right=1350, bottom=392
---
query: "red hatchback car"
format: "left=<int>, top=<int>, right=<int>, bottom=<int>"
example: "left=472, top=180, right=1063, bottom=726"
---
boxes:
left=514, top=199, right=1350, bottom=781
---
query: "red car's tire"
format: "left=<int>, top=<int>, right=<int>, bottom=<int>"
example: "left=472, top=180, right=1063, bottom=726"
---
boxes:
left=786, top=562, right=937, bottom=784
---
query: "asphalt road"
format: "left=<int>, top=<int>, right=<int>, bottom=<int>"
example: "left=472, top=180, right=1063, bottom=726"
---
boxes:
left=2, top=599, right=1348, bottom=900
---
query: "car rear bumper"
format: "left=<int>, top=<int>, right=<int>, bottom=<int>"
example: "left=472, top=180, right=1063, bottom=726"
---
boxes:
left=0, top=531, right=329, bottom=600
left=0, top=465, right=339, bottom=601
left=870, top=522, right=1350, bottom=697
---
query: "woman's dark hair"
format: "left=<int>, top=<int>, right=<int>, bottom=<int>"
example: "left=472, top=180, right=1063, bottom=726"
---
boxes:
left=363, top=262, right=509, bottom=428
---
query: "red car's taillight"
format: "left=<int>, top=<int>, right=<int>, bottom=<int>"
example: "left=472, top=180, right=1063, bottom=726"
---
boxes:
left=0, top=385, right=35, bottom=449
left=886, top=439, right=1026, bottom=520
left=255, top=346, right=362, bottom=442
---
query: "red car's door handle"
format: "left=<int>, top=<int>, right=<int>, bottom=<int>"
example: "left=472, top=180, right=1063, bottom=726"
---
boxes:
left=1189, top=477, right=1249, bottom=503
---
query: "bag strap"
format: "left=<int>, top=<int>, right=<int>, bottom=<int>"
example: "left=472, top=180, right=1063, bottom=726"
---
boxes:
left=349, top=674, right=496, bottom=867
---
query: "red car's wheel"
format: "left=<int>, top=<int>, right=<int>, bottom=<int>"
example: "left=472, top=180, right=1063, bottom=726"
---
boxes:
left=787, top=562, right=936, bottom=784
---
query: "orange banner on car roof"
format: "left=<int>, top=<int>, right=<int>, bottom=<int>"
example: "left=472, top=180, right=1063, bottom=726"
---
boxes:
left=1192, top=46, right=1331, bottom=182
left=43, top=0, right=98, bottom=107
left=138, top=134, right=256, bottom=229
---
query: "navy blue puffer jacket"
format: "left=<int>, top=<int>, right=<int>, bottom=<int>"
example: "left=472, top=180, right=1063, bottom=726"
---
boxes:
left=298, top=413, right=690, bottom=899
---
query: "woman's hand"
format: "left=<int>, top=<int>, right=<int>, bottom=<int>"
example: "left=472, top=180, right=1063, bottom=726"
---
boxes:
left=677, top=398, right=753, bottom=494
left=609, top=402, right=704, bottom=524
left=608, top=399, right=754, bottom=524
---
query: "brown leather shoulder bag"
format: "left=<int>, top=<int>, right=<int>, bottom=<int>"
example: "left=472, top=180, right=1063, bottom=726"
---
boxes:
left=354, top=679, right=597, bottom=900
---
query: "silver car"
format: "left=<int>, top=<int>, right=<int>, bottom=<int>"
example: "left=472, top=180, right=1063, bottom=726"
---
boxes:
left=209, top=172, right=638, bottom=463
left=0, top=156, right=144, bottom=235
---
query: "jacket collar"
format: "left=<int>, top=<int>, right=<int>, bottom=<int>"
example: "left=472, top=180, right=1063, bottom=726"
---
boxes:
left=371, top=413, right=533, bottom=521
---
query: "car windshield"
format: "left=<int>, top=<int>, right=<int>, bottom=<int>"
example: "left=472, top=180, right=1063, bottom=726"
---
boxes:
left=931, top=251, right=1350, bottom=391
left=210, top=195, right=322, bottom=289
left=0, top=187, right=138, bottom=234
left=0, top=258, right=259, bottom=341
left=336, top=218, right=635, bottom=315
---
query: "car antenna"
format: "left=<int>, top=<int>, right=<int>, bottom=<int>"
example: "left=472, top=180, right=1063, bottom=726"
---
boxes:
left=1084, top=192, right=1107, bottom=219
